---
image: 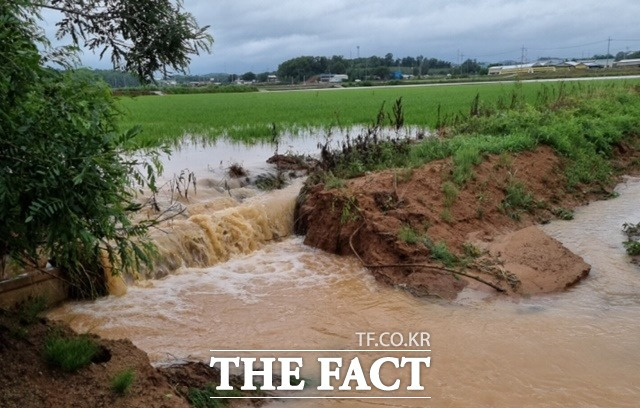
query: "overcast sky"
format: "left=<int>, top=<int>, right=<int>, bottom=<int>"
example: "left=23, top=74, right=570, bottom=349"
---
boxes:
left=42, top=0, right=640, bottom=74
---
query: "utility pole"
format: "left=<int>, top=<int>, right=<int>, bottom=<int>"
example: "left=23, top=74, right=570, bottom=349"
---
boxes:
left=357, top=45, right=361, bottom=80
left=520, top=46, right=527, bottom=64
left=606, top=36, right=612, bottom=68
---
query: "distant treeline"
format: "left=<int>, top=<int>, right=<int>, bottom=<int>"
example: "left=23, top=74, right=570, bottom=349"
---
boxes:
left=112, top=84, right=258, bottom=96
left=276, top=54, right=479, bottom=83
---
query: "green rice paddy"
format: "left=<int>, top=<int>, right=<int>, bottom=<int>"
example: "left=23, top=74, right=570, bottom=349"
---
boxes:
left=118, top=79, right=640, bottom=147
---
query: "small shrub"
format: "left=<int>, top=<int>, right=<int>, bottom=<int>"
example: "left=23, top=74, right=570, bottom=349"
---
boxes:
left=624, top=241, right=640, bottom=256
left=43, top=333, right=100, bottom=372
left=111, top=368, right=135, bottom=395
left=623, top=222, right=640, bottom=256
left=462, top=242, right=482, bottom=258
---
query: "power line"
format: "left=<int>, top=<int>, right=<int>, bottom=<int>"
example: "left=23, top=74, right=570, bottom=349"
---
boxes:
left=528, top=40, right=607, bottom=51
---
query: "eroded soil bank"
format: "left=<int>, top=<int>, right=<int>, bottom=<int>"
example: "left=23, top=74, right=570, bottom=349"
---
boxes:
left=295, top=145, right=640, bottom=298
left=0, top=309, right=262, bottom=408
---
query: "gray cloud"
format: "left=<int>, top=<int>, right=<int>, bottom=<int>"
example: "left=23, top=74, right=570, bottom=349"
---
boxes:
left=42, top=0, right=640, bottom=74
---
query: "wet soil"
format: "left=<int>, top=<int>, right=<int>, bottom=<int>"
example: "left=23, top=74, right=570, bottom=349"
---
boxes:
left=296, top=144, right=640, bottom=298
left=0, top=309, right=260, bottom=408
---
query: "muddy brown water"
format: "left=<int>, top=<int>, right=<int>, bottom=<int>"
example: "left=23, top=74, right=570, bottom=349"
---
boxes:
left=49, top=138, right=640, bottom=407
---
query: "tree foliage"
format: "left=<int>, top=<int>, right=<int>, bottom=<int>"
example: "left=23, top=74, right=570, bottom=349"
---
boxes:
left=40, top=0, right=212, bottom=82
left=0, top=0, right=211, bottom=297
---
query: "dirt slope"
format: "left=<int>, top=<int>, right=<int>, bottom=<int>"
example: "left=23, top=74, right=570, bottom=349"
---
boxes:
left=296, top=146, right=627, bottom=298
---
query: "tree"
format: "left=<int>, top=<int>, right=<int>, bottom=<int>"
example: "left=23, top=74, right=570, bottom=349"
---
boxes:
left=34, top=0, right=212, bottom=82
left=257, top=72, right=270, bottom=82
left=241, top=71, right=256, bottom=81
left=1, top=0, right=212, bottom=297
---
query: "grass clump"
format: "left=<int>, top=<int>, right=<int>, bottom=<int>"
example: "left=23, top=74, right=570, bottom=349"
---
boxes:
left=188, top=385, right=244, bottom=408
left=552, top=207, right=574, bottom=220
left=43, top=333, right=100, bottom=372
left=324, top=172, right=345, bottom=189
left=424, top=238, right=459, bottom=268
left=500, top=178, right=535, bottom=220
left=452, top=146, right=482, bottom=185
left=398, top=226, right=420, bottom=244
left=111, top=368, right=135, bottom=395
left=442, top=181, right=459, bottom=207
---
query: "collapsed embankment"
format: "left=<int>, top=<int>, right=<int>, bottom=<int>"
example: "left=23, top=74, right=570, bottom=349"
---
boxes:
left=295, top=144, right=640, bottom=299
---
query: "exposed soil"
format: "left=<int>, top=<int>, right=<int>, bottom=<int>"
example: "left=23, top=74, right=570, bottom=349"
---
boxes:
left=295, top=145, right=640, bottom=298
left=0, top=309, right=261, bottom=408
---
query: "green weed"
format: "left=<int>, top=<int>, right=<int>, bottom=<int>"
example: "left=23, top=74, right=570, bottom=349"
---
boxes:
left=623, top=222, right=640, bottom=256
left=188, top=385, right=244, bottom=408
left=440, top=208, right=454, bottom=223
left=43, top=333, right=100, bottom=372
left=324, top=173, right=345, bottom=189
left=398, top=226, right=420, bottom=244
left=500, top=178, right=535, bottom=220
left=339, top=196, right=361, bottom=225
left=552, top=207, right=574, bottom=220
left=111, top=368, right=135, bottom=395
left=442, top=181, right=459, bottom=208
left=423, top=238, right=459, bottom=268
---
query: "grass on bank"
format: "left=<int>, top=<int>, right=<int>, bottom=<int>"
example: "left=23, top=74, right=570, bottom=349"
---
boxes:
left=117, top=79, right=640, bottom=147
left=320, top=82, right=640, bottom=192
left=111, top=368, right=136, bottom=395
left=188, top=385, right=244, bottom=408
left=43, top=332, right=101, bottom=372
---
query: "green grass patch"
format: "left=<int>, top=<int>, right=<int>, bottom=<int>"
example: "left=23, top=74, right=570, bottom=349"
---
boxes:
left=111, top=368, right=135, bottom=395
left=188, top=385, right=244, bottom=408
left=500, top=178, right=536, bottom=220
left=324, top=172, right=345, bottom=189
left=442, top=181, right=459, bottom=208
left=398, top=226, right=421, bottom=244
left=117, top=79, right=640, bottom=147
left=552, top=207, right=575, bottom=220
left=423, top=237, right=459, bottom=268
left=43, top=333, right=100, bottom=372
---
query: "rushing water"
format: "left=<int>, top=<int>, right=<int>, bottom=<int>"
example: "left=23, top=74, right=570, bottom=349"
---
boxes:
left=50, top=135, right=640, bottom=408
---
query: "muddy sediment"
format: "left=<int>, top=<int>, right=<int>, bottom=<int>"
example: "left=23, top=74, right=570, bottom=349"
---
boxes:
left=0, top=310, right=189, bottom=408
left=295, top=145, right=638, bottom=298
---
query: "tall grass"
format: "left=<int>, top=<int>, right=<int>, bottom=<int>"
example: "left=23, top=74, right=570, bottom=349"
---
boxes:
left=43, top=333, right=100, bottom=372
